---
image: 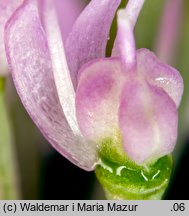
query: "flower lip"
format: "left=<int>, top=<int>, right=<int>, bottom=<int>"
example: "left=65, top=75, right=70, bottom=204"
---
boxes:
left=119, top=79, right=178, bottom=165
left=75, top=48, right=181, bottom=165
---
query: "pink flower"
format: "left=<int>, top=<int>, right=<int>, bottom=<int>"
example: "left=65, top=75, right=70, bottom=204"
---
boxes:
left=5, top=0, right=183, bottom=170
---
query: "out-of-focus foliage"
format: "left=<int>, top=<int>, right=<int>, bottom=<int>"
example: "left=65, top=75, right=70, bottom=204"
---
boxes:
left=0, top=78, right=18, bottom=199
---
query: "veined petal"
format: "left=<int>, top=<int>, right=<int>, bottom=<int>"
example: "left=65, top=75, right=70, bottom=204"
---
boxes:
left=0, top=0, right=22, bottom=76
left=66, top=0, right=121, bottom=88
left=119, top=81, right=178, bottom=165
left=76, top=58, right=124, bottom=142
left=42, top=0, right=80, bottom=138
left=5, top=0, right=97, bottom=170
left=137, top=48, right=183, bottom=107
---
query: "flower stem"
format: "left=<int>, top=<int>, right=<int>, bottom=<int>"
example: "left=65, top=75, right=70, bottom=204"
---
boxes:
left=95, top=135, right=172, bottom=200
left=0, top=77, right=19, bottom=199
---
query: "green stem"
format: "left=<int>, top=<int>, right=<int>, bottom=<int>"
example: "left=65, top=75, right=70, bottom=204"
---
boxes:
left=0, top=77, right=19, bottom=199
left=95, top=135, right=172, bottom=200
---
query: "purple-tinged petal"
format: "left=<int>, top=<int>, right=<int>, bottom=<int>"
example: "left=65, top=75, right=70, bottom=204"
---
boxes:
left=119, top=81, right=178, bottom=165
left=54, top=0, right=86, bottom=41
left=76, top=58, right=125, bottom=142
left=39, top=0, right=85, bottom=41
left=66, top=0, right=121, bottom=88
left=0, top=0, right=22, bottom=76
left=137, top=48, right=183, bottom=107
left=5, top=0, right=97, bottom=170
left=42, top=0, right=80, bottom=138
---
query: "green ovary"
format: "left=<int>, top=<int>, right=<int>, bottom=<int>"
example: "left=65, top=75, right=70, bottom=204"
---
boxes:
left=95, top=134, right=172, bottom=200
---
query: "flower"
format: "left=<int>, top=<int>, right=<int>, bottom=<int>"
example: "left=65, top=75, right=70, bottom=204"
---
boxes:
left=5, top=0, right=121, bottom=170
left=5, top=0, right=183, bottom=171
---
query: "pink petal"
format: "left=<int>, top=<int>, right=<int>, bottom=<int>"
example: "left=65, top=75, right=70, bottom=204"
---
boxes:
left=137, top=48, right=183, bottom=107
left=66, top=0, right=121, bottom=88
left=76, top=58, right=124, bottom=142
left=5, top=0, right=97, bottom=170
left=53, top=0, right=86, bottom=41
left=39, top=0, right=85, bottom=41
left=42, top=0, right=80, bottom=141
left=119, top=80, right=178, bottom=164
left=0, top=0, right=22, bottom=76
